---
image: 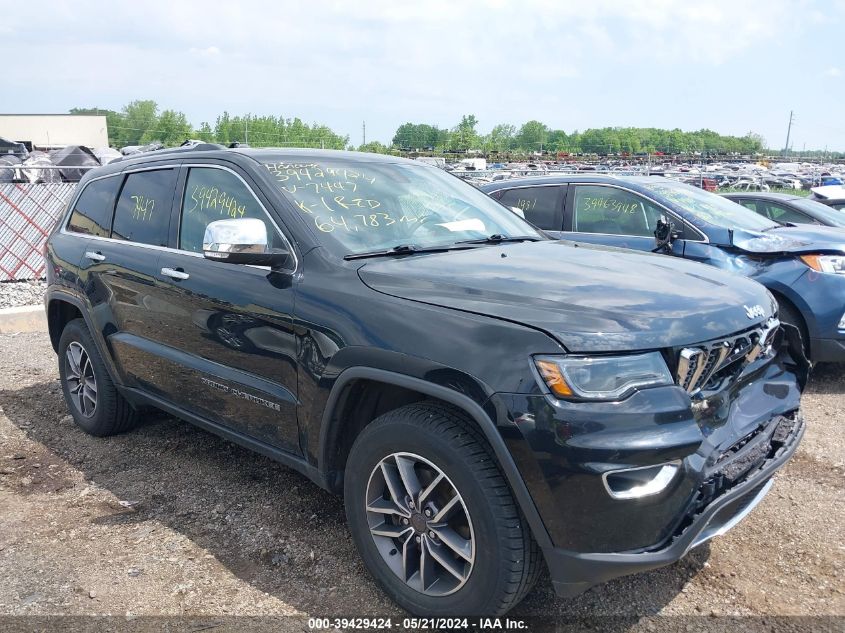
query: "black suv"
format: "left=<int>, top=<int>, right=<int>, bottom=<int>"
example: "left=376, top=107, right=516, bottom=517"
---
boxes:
left=45, top=147, right=807, bottom=616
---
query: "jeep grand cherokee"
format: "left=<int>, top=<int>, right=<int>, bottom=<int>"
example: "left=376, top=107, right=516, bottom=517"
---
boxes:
left=45, top=146, right=807, bottom=616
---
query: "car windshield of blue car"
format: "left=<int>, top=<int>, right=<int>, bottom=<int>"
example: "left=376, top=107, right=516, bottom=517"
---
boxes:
left=262, top=158, right=541, bottom=255
left=640, top=180, right=779, bottom=232
left=789, top=197, right=845, bottom=227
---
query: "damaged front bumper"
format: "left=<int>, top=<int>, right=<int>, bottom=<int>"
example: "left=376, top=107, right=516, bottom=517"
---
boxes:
left=544, top=412, right=804, bottom=597
left=494, top=321, right=809, bottom=597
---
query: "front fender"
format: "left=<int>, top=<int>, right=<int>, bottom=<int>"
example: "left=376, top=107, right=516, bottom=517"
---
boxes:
left=316, top=365, right=554, bottom=550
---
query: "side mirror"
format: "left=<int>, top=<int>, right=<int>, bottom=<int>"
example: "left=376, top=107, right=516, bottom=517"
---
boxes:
left=203, top=218, right=289, bottom=269
left=509, top=206, right=526, bottom=219
left=652, top=217, right=678, bottom=253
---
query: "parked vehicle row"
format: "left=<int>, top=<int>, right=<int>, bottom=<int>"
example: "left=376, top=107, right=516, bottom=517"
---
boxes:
left=46, top=147, right=810, bottom=616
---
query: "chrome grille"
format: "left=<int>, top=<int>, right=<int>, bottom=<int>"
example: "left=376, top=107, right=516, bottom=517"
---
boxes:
left=676, top=318, right=779, bottom=394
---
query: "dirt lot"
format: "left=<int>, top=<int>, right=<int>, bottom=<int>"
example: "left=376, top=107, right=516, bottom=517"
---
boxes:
left=0, top=332, right=842, bottom=630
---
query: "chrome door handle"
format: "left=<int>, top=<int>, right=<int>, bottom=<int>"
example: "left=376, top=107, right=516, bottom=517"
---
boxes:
left=161, top=267, right=190, bottom=280
left=84, top=251, right=105, bottom=262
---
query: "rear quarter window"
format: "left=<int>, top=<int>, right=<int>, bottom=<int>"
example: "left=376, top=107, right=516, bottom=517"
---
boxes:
left=111, top=169, right=177, bottom=246
left=66, top=176, right=121, bottom=237
left=496, top=186, right=562, bottom=230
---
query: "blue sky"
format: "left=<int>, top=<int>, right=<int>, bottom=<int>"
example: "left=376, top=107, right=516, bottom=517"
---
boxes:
left=3, top=0, right=844, bottom=150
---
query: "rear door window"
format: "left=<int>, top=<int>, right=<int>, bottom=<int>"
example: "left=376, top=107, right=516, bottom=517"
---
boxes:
left=178, top=167, right=287, bottom=253
left=496, top=186, right=563, bottom=230
left=572, top=185, right=664, bottom=237
left=733, top=199, right=760, bottom=214
left=66, top=176, right=121, bottom=237
left=111, top=169, right=177, bottom=246
left=760, top=201, right=813, bottom=224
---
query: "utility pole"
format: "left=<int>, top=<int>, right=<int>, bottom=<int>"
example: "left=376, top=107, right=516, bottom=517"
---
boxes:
left=783, top=110, right=794, bottom=156
left=244, top=115, right=249, bottom=145
left=362, top=121, right=366, bottom=147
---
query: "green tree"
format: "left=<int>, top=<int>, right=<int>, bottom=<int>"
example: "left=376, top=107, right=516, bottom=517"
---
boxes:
left=358, top=141, right=391, bottom=154
left=119, top=100, right=159, bottom=146
left=141, top=109, right=193, bottom=146
left=485, top=123, right=516, bottom=152
left=546, top=130, right=570, bottom=153
left=196, top=122, right=215, bottom=142
left=392, top=123, right=442, bottom=149
left=450, top=114, right=480, bottom=152
left=515, top=120, right=550, bottom=152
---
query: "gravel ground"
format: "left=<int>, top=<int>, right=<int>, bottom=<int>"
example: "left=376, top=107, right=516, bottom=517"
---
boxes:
left=0, top=332, right=842, bottom=631
left=0, top=280, right=46, bottom=309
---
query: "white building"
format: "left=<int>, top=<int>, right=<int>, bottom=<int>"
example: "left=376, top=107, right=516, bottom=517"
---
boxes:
left=0, top=114, right=109, bottom=149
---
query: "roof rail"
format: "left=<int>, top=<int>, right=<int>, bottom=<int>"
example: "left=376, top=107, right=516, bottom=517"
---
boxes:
left=178, top=142, right=226, bottom=152
left=112, top=142, right=227, bottom=164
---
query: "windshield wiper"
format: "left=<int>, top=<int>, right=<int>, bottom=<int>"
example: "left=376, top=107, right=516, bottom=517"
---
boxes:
left=454, top=234, right=542, bottom=245
left=344, top=243, right=473, bottom=260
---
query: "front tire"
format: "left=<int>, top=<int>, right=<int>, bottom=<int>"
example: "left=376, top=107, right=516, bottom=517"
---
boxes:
left=344, top=402, right=541, bottom=616
left=58, top=318, right=138, bottom=436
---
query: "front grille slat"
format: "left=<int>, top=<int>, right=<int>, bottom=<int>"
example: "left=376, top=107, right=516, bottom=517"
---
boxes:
left=675, top=319, right=779, bottom=395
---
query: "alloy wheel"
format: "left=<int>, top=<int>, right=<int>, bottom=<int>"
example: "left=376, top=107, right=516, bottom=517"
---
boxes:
left=365, top=452, right=475, bottom=596
left=65, top=341, right=97, bottom=417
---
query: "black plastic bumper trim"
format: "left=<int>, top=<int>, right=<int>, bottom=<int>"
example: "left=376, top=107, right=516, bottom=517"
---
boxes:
left=544, top=415, right=804, bottom=597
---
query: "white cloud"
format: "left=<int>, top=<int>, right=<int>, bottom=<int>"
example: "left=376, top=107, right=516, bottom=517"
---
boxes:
left=824, top=66, right=842, bottom=77
left=189, top=46, right=221, bottom=58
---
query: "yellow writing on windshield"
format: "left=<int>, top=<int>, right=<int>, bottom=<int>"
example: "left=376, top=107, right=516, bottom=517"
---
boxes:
left=265, top=163, right=377, bottom=185
left=312, top=211, right=427, bottom=233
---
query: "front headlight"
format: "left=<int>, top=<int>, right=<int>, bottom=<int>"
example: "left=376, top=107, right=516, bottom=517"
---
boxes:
left=800, top=254, right=845, bottom=275
left=534, top=352, right=674, bottom=400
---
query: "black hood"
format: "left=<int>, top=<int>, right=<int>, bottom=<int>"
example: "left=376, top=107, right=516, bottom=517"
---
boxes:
left=358, top=241, right=776, bottom=353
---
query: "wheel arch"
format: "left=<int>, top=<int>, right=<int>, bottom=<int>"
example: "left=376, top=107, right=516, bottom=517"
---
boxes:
left=767, top=287, right=811, bottom=354
left=318, top=366, right=553, bottom=549
left=46, top=289, right=124, bottom=388
left=47, top=293, right=83, bottom=352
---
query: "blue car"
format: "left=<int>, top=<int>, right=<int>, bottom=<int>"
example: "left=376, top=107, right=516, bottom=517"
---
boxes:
left=481, top=175, right=845, bottom=363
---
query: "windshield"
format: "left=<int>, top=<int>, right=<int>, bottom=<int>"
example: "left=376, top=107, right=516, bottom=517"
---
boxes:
left=262, top=158, right=540, bottom=255
left=789, top=197, right=845, bottom=227
left=638, top=180, right=779, bottom=232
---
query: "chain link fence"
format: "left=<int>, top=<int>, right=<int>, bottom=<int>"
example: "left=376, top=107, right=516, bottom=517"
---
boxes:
left=0, top=183, right=75, bottom=281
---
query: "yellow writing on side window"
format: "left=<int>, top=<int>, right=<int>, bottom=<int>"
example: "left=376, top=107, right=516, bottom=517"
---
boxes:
left=515, top=198, right=537, bottom=211
left=188, top=184, right=246, bottom=218
left=130, top=195, right=155, bottom=222
left=580, top=196, right=639, bottom=214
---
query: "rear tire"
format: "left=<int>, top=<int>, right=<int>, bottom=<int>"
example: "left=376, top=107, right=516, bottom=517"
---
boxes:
left=58, top=318, right=138, bottom=436
left=344, top=402, right=541, bottom=616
